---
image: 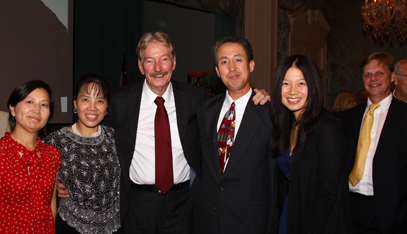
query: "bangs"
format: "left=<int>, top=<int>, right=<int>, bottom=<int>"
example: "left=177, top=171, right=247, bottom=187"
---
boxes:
left=80, top=82, right=105, bottom=98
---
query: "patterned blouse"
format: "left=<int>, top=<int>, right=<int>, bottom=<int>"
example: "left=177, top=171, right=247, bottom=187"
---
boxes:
left=43, top=125, right=120, bottom=233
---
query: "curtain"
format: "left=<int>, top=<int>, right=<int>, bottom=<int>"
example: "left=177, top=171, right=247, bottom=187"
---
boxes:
left=74, top=0, right=144, bottom=89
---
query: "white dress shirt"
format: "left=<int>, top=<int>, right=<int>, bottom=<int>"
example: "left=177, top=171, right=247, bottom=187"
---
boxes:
left=349, top=94, right=392, bottom=195
left=129, top=81, right=189, bottom=185
left=216, top=88, right=252, bottom=170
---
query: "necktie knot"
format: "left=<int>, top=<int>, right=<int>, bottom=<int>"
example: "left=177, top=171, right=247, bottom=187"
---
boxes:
left=230, top=102, right=235, bottom=111
left=368, top=103, right=380, bottom=113
left=155, top=96, right=165, bottom=106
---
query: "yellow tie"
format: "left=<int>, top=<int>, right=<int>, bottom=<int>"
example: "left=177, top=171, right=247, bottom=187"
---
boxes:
left=349, top=103, right=380, bottom=186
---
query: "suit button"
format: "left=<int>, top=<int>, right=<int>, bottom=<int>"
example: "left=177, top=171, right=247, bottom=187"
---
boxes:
left=213, top=207, right=217, bottom=211
left=220, top=186, right=223, bottom=191
left=126, top=203, right=129, bottom=206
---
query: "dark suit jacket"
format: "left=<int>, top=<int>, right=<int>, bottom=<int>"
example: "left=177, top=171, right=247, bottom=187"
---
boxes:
left=341, top=98, right=407, bottom=234
left=193, top=91, right=273, bottom=234
left=270, top=111, right=353, bottom=234
left=103, top=79, right=209, bottom=225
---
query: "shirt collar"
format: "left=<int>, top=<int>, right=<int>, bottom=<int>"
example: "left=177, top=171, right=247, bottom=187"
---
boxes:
left=366, top=93, right=392, bottom=112
left=142, top=80, right=173, bottom=106
left=224, top=88, right=253, bottom=109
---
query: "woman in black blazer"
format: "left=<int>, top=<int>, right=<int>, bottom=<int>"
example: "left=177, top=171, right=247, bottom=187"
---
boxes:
left=269, top=55, right=353, bottom=234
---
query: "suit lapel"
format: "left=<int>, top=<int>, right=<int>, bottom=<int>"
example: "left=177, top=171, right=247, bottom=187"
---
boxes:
left=347, top=104, right=366, bottom=163
left=377, top=99, right=402, bottom=149
left=172, top=80, right=189, bottom=144
left=351, top=104, right=366, bottom=135
left=204, top=94, right=225, bottom=182
left=223, top=96, right=264, bottom=178
left=126, top=82, right=143, bottom=159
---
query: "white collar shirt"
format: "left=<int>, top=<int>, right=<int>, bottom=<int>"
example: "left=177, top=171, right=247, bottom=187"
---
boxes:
left=129, top=81, right=189, bottom=185
left=216, top=88, right=252, bottom=169
left=349, top=93, right=392, bottom=195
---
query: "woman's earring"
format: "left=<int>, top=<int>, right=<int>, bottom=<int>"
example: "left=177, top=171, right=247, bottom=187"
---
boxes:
left=43, top=126, right=47, bottom=136
left=73, top=108, right=77, bottom=114
left=11, top=116, right=15, bottom=128
left=105, top=111, right=108, bottom=116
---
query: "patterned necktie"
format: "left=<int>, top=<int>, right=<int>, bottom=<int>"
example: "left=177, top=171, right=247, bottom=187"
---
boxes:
left=218, top=102, right=235, bottom=175
left=154, top=97, right=173, bottom=194
left=349, top=103, right=380, bottom=186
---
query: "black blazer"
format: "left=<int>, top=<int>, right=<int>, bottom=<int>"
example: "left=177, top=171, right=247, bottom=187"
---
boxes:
left=341, top=98, right=407, bottom=234
left=270, top=112, right=353, bottom=234
left=103, top=79, right=209, bottom=224
left=193, top=91, right=273, bottom=234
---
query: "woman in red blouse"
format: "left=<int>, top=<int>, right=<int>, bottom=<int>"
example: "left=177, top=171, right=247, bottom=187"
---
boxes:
left=0, top=80, right=61, bottom=233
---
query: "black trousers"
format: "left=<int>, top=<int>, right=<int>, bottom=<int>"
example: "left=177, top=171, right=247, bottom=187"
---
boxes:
left=122, top=184, right=190, bottom=234
left=350, top=192, right=381, bottom=234
left=55, top=214, right=80, bottom=234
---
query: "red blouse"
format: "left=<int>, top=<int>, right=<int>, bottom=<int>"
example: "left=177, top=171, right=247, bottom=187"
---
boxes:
left=0, top=133, right=61, bottom=234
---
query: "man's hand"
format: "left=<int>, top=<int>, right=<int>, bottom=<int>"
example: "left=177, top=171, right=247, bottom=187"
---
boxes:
left=252, top=88, right=271, bottom=105
left=57, top=181, right=69, bottom=199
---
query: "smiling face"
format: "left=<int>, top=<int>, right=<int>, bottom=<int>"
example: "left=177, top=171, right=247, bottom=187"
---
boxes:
left=281, top=67, right=309, bottom=120
left=74, top=83, right=108, bottom=135
left=138, top=41, right=176, bottom=95
left=215, top=42, right=255, bottom=100
left=363, top=59, right=394, bottom=104
left=9, top=88, right=50, bottom=133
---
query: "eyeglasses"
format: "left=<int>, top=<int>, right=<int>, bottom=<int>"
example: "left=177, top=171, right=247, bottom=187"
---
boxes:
left=395, top=73, right=407, bottom=77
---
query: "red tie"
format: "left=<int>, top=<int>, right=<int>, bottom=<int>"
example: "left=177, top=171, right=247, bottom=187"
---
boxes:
left=154, top=97, right=173, bottom=194
left=218, top=102, right=235, bottom=175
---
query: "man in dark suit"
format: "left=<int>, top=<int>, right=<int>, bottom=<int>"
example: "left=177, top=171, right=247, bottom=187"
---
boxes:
left=192, top=35, right=273, bottom=234
left=104, top=31, right=207, bottom=233
left=57, top=32, right=270, bottom=233
left=341, top=52, right=407, bottom=234
left=89, top=32, right=268, bottom=233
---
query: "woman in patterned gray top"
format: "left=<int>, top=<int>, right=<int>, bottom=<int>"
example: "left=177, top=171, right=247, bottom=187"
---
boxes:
left=43, top=74, right=120, bottom=233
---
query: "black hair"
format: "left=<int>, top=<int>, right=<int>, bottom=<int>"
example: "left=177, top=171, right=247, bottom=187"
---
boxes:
left=74, top=74, right=110, bottom=103
left=270, top=55, right=325, bottom=157
left=7, top=80, right=55, bottom=122
left=212, top=35, right=254, bottom=65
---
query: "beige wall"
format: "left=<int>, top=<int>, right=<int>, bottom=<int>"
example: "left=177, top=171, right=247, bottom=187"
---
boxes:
left=245, top=0, right=278, bottom=93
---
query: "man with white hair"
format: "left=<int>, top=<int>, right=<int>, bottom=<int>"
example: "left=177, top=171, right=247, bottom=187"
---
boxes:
left=392, top=59, right=407, bottom=102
